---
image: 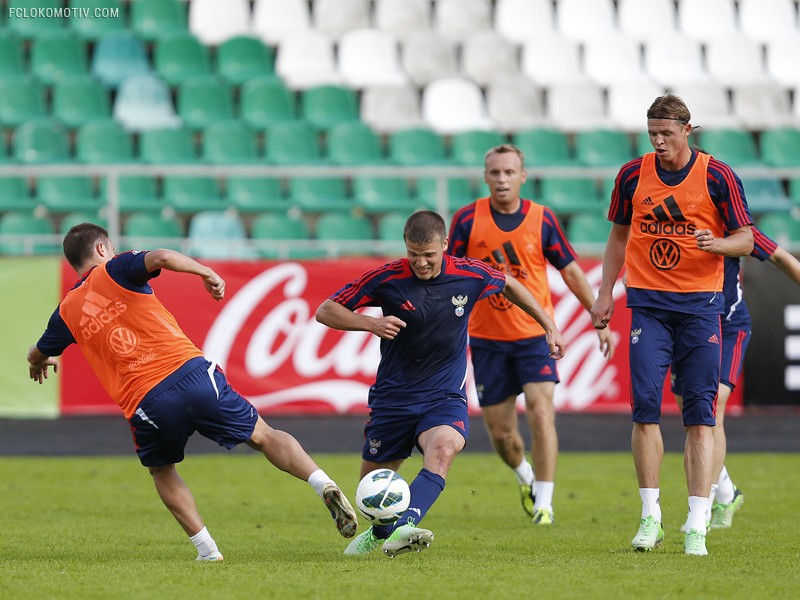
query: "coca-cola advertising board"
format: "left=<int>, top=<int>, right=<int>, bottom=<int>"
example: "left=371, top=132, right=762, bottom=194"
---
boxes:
left=59, top=258, right=740, bottom=416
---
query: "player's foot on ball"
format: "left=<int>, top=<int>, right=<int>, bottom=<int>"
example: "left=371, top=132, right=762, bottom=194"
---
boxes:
left=322, top=483, right=358, bottom=538
left=382, top=525, right=434, bottom=558
left=344, top=526, right=382, bottom=556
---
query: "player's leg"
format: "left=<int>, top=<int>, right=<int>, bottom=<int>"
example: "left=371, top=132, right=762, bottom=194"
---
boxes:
left=522, top=381, right=557, bottom=524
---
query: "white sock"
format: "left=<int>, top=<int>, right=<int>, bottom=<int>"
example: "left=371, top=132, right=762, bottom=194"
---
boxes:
left=687, top=496, right=709, bottom=534
left=706, top=484, right=718, bottom=522
left=189, top=526, right=219, bottom=557
left=716, top=466, right=735, bottom=504
left=513, top=459, right=535, bottom=486
left=307, top=469, right=333, bottom=498
left=639, top=488, right=661, bottom=522
left=534, top=481, right=554, bottom=511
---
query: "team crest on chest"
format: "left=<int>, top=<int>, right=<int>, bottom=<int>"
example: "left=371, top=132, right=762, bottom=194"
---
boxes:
left=451, top=295, right=468, bottom=317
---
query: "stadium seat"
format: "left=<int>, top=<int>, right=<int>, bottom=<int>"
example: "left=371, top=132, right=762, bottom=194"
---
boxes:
left=557, top=0, right=616, bottom=42
left=0, top=77, right=47, bottom=128
left=314, top=0, right=370, bottom=41
left=678, top=0, right=737, bottom=41
left=250, top=212, right=319, bottom=259
left=757, top=213, right=800, bottom=247
left=0, top=34, right=25, bottom=78
left=7, top=0, right=64, bottom=37
left=217, top=37, right=275, bottom=86
left=608, top=81, right=669, bottom=133
left=123, top=212, right=184, bottom=251
left=177, top=76, right=234, bottom=130
left=696, top=130, right=762, bottom=166
left=566, top=212, right=612, bottom=245
left=389, top=128, right=448, bottom=165
left=289, top=178, right=352, bottom=213
left=275, top=30, right=341, bottom=89
left=68, top=0, right=125, bottom=40
left=140, top=127, right=196, bottom=164
left=739, top=0, right=798, bottom=43
left=377, top=211, right=413, bottom=255
left=91, top=31, right=151, bottom=88
left=520, top=33, right=585, bottom=86
left=731, top=85, right=795, bottom=131
left=163, top=177, right=224, bottom=213
left=766, top=37, right=800, bottom=88
left=512, top=128, right=574, bottom=166
left=315, top=213, right=374, bottom=252
left=451, top=130, right=507, bottom=166
left=618, top=0, right=678, bottom=42
left=338, top=28, right=407, bottom=88
left=59, top=211, right=107, bottom=234
left=546, top=83, right=611, bottom=132
left=52, top=77, right=111, bottom=128
left=495, top=0, right=555, bottom=44
left=353, top=177, right=416, bottom=214
left=76, top=120, right=134, bottom=164
left=486, top=74, right=545, bottom=133
left=30, top=31, right=88, bottom=84
left=326, top=121, right=385, bottom=165
left=635, top=132, right=654, bottom=156
left=361, top=84, right=423, bottom=134
left=422, top=77, right=492, bottom=135
left=461, top=30, right=518, bottom=87
left=539, top=178, right=603, bottom=216
left=790, top=179, right=800, bottom=206
left=644, top=33, right=707, bottom=87
left=264, top=121, right=322, bottom=165
left=187, top=210, right=257, bottom=259
left=13, top=120, right=71, bottom=164
left=761, top=128, right=800, bottom=167
left=155, top=32, right=212, bottom=86
left=583, top=33, right=648, bottom=87
left=0, top=212, right=57, bottom=255
left=0, top=178, right=35, bottom=213
left=300, top=85, right=360, bottom=130
left=240, top=77, right=297, bottom=128
left=706, top=35, right=770, bottom=87
left=670, top=83, right=740, bottom=129
left=401, top=31, right=459, bottom=87
left=225, top=177, right=288, bottom=213
left=374, top=0, right=431, bottom=39
left=252, top=0, right=311, bottom=45
left=100, top=176, right=163, bottom=213
left=131, top=0, right=188, bottom=42
left=202, top=120, right=260, bottom=164
left=36, top=176, right=99, bottom=213
left=189, top=0, right=251, bottom=46
left=113, top=74, right=182, bottom=131
left=434, top=0, right=491, bottom=42
left=416, top=178, right=475, bottom=213
left=741, top=179, right=792, bottom=214
left=575, top=130, right=635, bottom=167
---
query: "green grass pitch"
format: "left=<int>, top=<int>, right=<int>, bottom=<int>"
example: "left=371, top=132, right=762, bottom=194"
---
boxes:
left=1, top=452, right=798, bottom=600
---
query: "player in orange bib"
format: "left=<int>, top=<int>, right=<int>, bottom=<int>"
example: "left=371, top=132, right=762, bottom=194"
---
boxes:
left=448, top=144, right=615, bottom=526
left=27, top=223, right=357, bottom=561
left=591, top=94, right=754, bottom=556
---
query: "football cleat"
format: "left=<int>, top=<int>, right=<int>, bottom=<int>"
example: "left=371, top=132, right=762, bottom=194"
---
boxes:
left=684, top=528, right=708, bottom=556
left=196, top=551, right=224, bottom=562
left=710, top=486, right=744, bottom=529
left=532, top=507, right=554, bottom=525
left=322, top=482, right=358, bottom=539
left=519, top=483, right=535, bottom=518
left=344, top=526, right=382, bottom=556
left=631, top=516, right=664, bottom=551
left=382, top=525, right=434, bottom=558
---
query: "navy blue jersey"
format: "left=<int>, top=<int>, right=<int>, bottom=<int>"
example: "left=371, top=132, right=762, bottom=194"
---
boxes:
left=330, top=255, right=506, bottom=408
left=723, top=226, right=778, bottom=328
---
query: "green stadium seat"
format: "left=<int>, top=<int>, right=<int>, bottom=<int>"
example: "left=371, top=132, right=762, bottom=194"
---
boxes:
left=100, top=176, right=163, bottom=213
left=0, top=34, right=25, bottom=78
left=741, top=178, right=792, bottom=214
left=389, top=128, right=448, bottom=165
left=289, top=177, right=352, bottom=213
left=416, top=178, right=474, bottom=212
left=240, top=77, right=298, bottom=128
left=68, top=0, right=125, bottom=40
left=13, top=120, right=71, bottom=164
left=353, top=177, right=416, bottom=214
left=30, top=31, right=89, bottom=84
left=140, top=127, right=196, bottom=163
left=225, top=177, right=288, bottom=213
left=760, top=128, right=800, bottom=167
left=7, top=0, right=64, bottom=37
left=202, top=120, right=260, bottom=164
left=123, top=212, right=184, bottom=251
left=790, top=179, right=800, bottom=205
left=377, top=211, right=412, bottom=256
left=635, top=131, right=653, bottom=156
left=250, top=212, right=321, bottom=259
left=0, top=212, right=57, bottom=255
left=539, top=178, right=603, bottom=216
left=52, top=76, right=111, bottom=128
left=163, top=177, right=224, bottom=213
left=91, top=31, right=151, bottom=88
left=155, top=32, right=212, bottom=86
left=0, top=178, right=35, bottom=213
left=566, top=212, right=612, bottom=246
left=36, top=176, right=100, bottom=213
left=131, top=0, right=188, bottom=42
left=301, top=85, right=360, bottom=130
left=187, top=210, right=257, bottom=259
left=759, top=212, right=800, bottom=247
left=697, top=129, right=762, bottom=166
left=59, top=211, right=107, bottom=234
left=327, top=122, right=385, bottom=165
left=264, top=121, right=322, bottom=165
left=575, top=130, right=635, bottom=167
left=177, top=76, right=234, bottom=130
left=512, top=128, right=574, bottom=166
left=217, top=36, right=275, bottom=85
left=451, top=130, right=507, bottom=166
left=0, top=77, right=47, bottom=128
left=315, top=213, right=374, bottom=248
left=76, top=120, right=134, bottom=164
left=113, top=74, right=181, bottom=131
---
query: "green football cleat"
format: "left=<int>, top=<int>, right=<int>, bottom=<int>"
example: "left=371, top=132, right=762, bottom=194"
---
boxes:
left=684, top=528, right=708, bottom=556
left=382, top=525, right=434, bottom=558
left=710, top=486, right=744, bottom=529
left=631, top=516, right=664, bottom=551
left=344, top=526, right=382, bottom=556
left=322, top=483, right=358, bottom=539
left=519, top=483, right=535, bottom=518
left=532, top=507, right=554, bottom=525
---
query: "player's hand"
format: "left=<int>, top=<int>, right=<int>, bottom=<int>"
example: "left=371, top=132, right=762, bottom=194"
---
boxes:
left=29, top=357, right=58, bottom=384
left=694, top=229, right=718, bottom=253
left=546, top=330, right=566, bottom=360
left=597, top=327, right=616, bottom=359
left=203, top=271, right=225, bottom=300
left=590, top=296, right=614, bottom=329
left=369, top=315, right=406, bottom=340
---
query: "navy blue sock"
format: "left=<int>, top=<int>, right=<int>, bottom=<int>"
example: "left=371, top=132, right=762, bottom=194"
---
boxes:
left=390, top=468, right=446, bottom=533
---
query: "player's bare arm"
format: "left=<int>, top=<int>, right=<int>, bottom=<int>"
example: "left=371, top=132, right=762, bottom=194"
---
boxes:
left=591, top=223, right=630, bottom=330
left=27, top=344, right=58, bottom=384
left=559, top=262, right=616, bottom=359
left=144, top=249, right=225, bottom=301
left=695, top=225, right=754, bottom=257
left=769, top=246, right=800, bottom=285
left=315, top=299, right=406, bottom=340
left=502, top=275, right=566, bottom=359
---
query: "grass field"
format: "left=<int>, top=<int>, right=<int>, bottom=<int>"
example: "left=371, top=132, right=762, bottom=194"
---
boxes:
left=2, top=452, right=798, bottom=600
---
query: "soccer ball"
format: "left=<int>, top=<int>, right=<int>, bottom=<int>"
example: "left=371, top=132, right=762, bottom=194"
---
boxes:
left=355, top=469, right=411, bottom=525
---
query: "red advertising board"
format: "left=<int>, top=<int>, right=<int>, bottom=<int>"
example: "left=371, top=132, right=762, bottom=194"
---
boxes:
left=59, top=258, right=741, bottom=416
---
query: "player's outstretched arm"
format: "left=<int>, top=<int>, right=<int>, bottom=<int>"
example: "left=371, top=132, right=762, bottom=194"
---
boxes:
left=27, top=344, right=58, bottom=384
left=695, top=225, right=754, bottom=257
left=144, top=249, right=225, bottom=300
left=559, top=262, right=616, bottom=359
left=769, top=246, right=800, bottom=286
left=502, top=276, right=566, bottom=359
left=591, top=223, right=629, bottom=330
left=315, top=299, right=406, bottom=340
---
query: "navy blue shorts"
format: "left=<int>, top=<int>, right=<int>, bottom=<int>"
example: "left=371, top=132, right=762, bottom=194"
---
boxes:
left=129, top=360, right=259, bottom=467
left=470, top=337, right=559, bottom=407
left=362, top=398, right=469, bottom=463
left=629, top=308, right=719, bottom=426
left=672, top=322, right=751, bottom=395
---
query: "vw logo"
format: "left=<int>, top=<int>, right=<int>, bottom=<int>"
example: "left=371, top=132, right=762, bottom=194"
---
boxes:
left=649, top=238, right=681, bottom=270
left=107, top=326, right=140, bottom=355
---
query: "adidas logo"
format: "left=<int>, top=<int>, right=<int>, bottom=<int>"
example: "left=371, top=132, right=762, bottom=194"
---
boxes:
left=452, top=420, right=465, bottom=431
left=708, top=333, right=720, bottom=344
left=400, top=300, right=416, bottom=311
left=476, top=240, right=488, bottom=248
left=640, top=195, right=697, bottom=236
left=539, top=365, right=553, bottom=376
left=79, top=290, right=127, bottom=340
left=642, top=196, right=654, bottom=206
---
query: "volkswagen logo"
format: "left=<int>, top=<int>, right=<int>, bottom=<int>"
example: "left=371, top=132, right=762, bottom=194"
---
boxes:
left=649, top=238, right=681, bottom=270
left=107, top=326, right=140, bottom=356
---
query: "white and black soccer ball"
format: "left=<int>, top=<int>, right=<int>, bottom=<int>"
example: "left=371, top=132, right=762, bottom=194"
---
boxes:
left=355, top=469, right=411, bottom=525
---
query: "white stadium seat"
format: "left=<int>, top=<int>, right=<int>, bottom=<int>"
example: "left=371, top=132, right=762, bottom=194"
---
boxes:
left=767, top=37, right=800, bottom=88
left=556, top=0, right=616, bottom=42
left=313, top=0, right=370, bottom=41
left=189, top=0, right=251, bottom=46
left=608, top=81, right=668, bottom=133
left=252, top=0, right=310, bottom=45
left=486, top=74, right=545, bottom=133
left=618, top=0, right=678, bottom=42
left=521, top=33, right=585, bottom=86
left=375, top=0, right=431, bottom=39
left=275, top=30, right=342, bottom=89
left=678, top=0, right=738, bottom=41
left=546, top=82, right=612, bottom=132
left=422, top=77, right=493, bottom=134
left=338, top=28, right=407, bottom=88
left=495, top=0, right=555, bottom=44
left=645, top=32, right=708, bottom=87
left=583, top=33, right=648, bottom=86
left=739, top=0, right=799, bottom=43
left=670, top=83, right=741, bottom=129
left=461, top=30, right=519, bottom=87
left=401, top=30, right=459, bottom=87
left=706, top=34, right=770, bottom=87
left=361, top=84, right=423, bottom=133
left=732, top=85, right=795, bottom=130
left=434, top=0, right=492, bottom=42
